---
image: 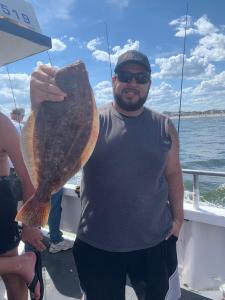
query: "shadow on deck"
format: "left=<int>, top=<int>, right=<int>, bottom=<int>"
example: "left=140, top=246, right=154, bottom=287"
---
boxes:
left=42, top=248, right=212, bottom=300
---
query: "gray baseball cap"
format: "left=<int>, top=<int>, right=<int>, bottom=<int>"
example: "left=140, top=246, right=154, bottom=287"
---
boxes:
left=114, top=50, right=151, bottom=73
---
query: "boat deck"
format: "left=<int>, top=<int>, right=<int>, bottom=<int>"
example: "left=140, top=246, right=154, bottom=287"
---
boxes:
left=0, top=242, right=217, bottom=300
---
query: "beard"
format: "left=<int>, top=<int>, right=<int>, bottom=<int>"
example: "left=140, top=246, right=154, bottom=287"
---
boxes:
left=114, top=89, right=148, bottom=112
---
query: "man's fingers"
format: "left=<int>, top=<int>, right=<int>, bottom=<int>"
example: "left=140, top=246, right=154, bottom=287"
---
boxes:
left=34, top=239, right=46, bottom=252
left=30, top=64, right=67, bottom=107
left=31, top=78, right=66, bottom=99
left=36, top=64, right=57, bottom=77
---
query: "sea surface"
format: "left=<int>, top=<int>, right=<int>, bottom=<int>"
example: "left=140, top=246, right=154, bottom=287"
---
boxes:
left=69, top=116, right=225, bottom=207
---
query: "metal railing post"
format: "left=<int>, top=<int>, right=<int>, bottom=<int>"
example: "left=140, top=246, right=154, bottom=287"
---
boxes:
left=182, top=169, right=225, bottom=210
left=193, top=174, right=200, bottom=209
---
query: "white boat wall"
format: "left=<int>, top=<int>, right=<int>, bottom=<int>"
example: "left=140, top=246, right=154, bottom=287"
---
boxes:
left=0, top=0, right=51, bottom=67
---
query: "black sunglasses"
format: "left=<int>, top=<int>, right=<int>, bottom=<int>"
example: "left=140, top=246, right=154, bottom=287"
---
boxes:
left=116, top=71, right=150, bottom=84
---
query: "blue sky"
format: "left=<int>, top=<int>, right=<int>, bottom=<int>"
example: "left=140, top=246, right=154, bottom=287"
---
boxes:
left=0, top=0, right=225, bottom=116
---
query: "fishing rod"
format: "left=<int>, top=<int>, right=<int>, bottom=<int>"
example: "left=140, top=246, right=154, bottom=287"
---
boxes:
left=5, top=65, right=23, bottom=133
left=104, top=21, right=113, bottom=80
left=177, top=3, right=189, bottom=135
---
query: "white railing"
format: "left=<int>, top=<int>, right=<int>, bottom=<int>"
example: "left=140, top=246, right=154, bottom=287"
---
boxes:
left=182, top=169, right=225, bottom=209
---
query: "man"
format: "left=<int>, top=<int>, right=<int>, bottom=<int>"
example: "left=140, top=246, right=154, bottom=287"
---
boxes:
left=10, top=107, right=25, bottom=128
left=0, top=112, right=46, bottom=299
left=30, top=50, right=184, bottom=300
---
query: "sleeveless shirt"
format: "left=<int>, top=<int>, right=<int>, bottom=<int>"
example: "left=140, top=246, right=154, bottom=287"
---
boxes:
left=77, top=103, right=173, bottom=251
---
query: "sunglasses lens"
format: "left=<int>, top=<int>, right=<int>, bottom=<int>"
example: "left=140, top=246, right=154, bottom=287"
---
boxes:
left=117, top=72, right=132, bottom=83
left=117, top=71, right=150, bottom=84
left=136, top=73, right=150, bottom=84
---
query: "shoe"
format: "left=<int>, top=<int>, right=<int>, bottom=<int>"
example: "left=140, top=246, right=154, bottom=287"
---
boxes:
left=48, top=239, right=73, bottom=254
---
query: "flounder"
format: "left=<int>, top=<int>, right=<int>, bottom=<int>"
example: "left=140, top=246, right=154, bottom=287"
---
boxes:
left=16, top=61, right=99, bottom=226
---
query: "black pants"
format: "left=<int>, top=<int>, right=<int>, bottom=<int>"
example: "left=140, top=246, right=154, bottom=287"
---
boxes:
left=73, top=237, right=180, bottom=300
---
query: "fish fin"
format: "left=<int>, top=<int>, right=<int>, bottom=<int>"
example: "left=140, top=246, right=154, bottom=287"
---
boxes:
left=16, top=195, right=50, bottom=227
left=79, top=93, right=99, bottom=168
left=21, top=112, right=39, bottom=188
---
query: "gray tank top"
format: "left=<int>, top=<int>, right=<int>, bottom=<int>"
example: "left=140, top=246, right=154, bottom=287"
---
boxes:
left=77, top=103, right=173, bottom=251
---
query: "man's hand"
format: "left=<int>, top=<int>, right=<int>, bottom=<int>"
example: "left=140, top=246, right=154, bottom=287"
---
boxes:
left=21, top=225, right=46, bottom=252
left=166, top=219, right=183, bottom=240
left=30, top=64, right=67, bottom=109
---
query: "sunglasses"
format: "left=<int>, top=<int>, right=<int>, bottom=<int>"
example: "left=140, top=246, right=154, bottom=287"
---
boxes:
left=116, top=71, right=150, bottom=84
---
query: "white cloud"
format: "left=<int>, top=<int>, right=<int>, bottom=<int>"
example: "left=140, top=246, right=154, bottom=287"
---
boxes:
left=153, top=54, right=215, bottom=80
left=69, top=37, right=75, bottom=42
left=90, top=39, right=140, bottom=65
left=170, top=15, right=218, bottom=38
left=194, top=15, right=218, bottom=35
left=148, top=73, right=225, bottom=112
left=50, top=38, right=67, bottom=52
left=192, top=71, right=225, bottom=96
left=0, top=73, right=30, bottom=115
left=93, top=81, right=113, bottom=107
left=191, top=33, right=225, bottom=62
left=87, top=38, right=102, bottom=51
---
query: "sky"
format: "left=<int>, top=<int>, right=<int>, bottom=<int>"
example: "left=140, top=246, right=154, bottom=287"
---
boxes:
left=0, top=0, right=225, bottom=117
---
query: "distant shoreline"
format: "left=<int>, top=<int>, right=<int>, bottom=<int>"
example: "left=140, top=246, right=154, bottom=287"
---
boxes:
left=169, top=113, right=225, bottom=120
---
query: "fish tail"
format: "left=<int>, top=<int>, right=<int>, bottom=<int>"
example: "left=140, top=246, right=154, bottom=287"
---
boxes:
left=16, top=195, right=50, bottom=227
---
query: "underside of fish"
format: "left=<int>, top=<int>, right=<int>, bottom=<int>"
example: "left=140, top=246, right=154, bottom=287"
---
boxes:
left=16, top=61, right=99, bottom=226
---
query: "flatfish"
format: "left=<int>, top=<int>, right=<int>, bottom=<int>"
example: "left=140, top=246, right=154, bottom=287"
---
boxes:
left=16, top=61, right=99, bottom=226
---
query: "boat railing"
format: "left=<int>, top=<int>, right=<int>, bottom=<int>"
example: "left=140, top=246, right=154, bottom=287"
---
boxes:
left=182, top=169, right=225, bottom=209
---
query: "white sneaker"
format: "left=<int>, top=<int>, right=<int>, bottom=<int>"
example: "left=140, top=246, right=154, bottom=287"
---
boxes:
left=48, top=239, right=73, bottom=254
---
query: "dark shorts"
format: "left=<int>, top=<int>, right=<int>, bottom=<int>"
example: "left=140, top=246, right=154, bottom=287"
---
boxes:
left=8, top=168, right=23, bottom=202
left=0, top=177, right=20, bottom=255
left=73, top=237, right=181, bottom=300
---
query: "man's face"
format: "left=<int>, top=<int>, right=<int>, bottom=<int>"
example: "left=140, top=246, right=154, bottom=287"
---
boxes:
left=11, top=113, right=24, bottom=122
left=113, top=64, right=151, bottom=112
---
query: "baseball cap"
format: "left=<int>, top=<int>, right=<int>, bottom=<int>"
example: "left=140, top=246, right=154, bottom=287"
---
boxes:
left=114, top=50, right=151, bottom=73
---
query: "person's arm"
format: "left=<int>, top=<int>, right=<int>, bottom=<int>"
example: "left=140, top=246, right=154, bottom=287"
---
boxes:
left=30, top=64, right=66, bottom=110
left=1, top=114, right=34, bottom=201
left=165, top=120, right=184, bottom=238
left=1, top=114, right=45, bottom=251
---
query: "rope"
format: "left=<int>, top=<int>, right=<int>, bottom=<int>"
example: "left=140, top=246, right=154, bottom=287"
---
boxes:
left=177, top=3, right=189, bottom=135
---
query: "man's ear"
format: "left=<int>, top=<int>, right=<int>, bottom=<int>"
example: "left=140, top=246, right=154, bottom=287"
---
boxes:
left=112, top=75, right=117, bottom=83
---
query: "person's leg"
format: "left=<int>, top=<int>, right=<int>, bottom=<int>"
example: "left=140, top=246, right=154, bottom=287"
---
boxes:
left=127, top=237, right=180, bottom=300
left=0, top=178, right=27, bottom=299
left=1, top=247, right=27, bottom=300
left=0, top=250, right=42, bottom=300
left=48, top=188, right=64, bottom=243
left=73, top=239, right=127, bottom=300
left=48, top=188, right=73, bottom=253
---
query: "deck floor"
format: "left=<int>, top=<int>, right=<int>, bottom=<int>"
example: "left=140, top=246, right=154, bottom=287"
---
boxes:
left=0, top=241, right=218, bottom=300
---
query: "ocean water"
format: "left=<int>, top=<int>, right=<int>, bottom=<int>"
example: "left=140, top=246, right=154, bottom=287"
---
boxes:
left=176, top=116, right=225, bottom=207
left=69, top=116, right=225, bottom=207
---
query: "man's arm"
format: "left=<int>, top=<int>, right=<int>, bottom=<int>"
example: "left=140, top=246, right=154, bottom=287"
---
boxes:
left=165, top=120, right=184, bottom=238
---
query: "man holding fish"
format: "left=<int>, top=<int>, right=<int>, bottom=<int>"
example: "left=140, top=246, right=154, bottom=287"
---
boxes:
left=28, top=50, right=184, bottom=300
